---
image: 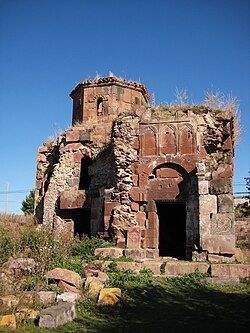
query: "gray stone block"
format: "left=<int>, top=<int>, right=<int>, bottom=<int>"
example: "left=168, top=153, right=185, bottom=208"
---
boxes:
left=79, top=130, right=91, bottom=142
left=39, top=302, right=76, bottom=328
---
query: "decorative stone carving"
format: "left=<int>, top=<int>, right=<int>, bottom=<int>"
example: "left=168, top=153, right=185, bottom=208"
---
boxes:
left=211, top=213, right=234, bottom=235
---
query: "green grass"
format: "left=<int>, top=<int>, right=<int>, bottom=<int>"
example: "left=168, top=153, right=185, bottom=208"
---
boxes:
left=8, top=275, right=250, bottom=333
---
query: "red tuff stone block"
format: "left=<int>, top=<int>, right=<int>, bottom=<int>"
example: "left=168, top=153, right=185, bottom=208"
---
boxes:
left=127, top=227, right=141, bottom=249
left=141, top=261, right=161, bottom=275
left=222, top=136, right=232, bottom=151
left=116, top=262, right=142, bottom=273
left=134, top=163, right=151, bottom=176
left=104, top=201, right=119, bottom=216
left=136, top=211, right=146, bottom=227
left=129, top=188, right=147, bottom=201
left=146, top=228, right=158, bottom=239
left=148, top=211, right=158, bottom=222
left=62, top=143, right=83, bottom=152
left=132, top=137, right=140, bottom=149
left=211, top=264, right=250, bottom=279
left=156, top=168, right=179, bottom=178
left=132, top=175, right=138, bottom=186
left=139, top=173, right=148, bottom=186
left=66, top=130, right=79, bottom=142
left=60, top=191, right=86, bottom=209
left=73, top=151, right=82, bottom=163
left=131, top=202, right=139, bottom=212
left=145, top=236, right=158, bottom=249
left=164, top=262, right=210, bottom=276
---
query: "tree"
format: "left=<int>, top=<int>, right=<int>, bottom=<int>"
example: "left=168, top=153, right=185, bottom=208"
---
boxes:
left=21, top=190, right=35, bottom=215
left=244, top=171, right=250, bottom=196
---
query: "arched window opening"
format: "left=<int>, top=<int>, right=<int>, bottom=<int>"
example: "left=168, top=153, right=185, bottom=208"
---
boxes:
left=79, top=156, right=93, bottom=190
left=97, top=97, right=104, bottom=116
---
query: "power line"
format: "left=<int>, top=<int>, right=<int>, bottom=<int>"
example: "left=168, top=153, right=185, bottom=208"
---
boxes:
left=0, top=189, right=32, bottom=195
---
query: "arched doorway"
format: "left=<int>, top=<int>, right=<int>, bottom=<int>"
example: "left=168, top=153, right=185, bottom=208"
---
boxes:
left=147, top=163, right=198, bottom=259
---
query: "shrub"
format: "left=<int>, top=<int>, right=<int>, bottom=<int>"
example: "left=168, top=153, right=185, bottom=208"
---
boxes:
left=106, top=263, right=153, bottom=289
left=0, top=227, right=14, bottom=264
left=70, top=235, right=113, bottom=262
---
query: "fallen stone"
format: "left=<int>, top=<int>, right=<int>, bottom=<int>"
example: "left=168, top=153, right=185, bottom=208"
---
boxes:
left=37, top=291, right=56, bottom=305
left=57, top=292, right=81, bottom=304
left=98, top=288, right=121, bottom=306
left=46, top=268, right=82, bottom=288
left=0, top=314, right=16, bottom=330
left=84, top=277, right=104, bottom=300
left=59, top=280, right=81, bottom=293
left=164, top=261, right=210, bottom=276
left=94, top=247, right=124, bottom=259
left=39, top=302, right=76, bottom=328
left=0, top=295, right=19, bottom=308
left=15, top=308, right=39, bottom=321
left=3, top=257, right=36, bottom=275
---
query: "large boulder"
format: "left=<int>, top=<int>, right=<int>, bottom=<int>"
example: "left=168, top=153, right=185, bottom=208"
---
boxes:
left=39, top=302, right=76, bottom=328
left=46, top=268, right=82, bottom=288
left=97, top=288, right=121, bottom=306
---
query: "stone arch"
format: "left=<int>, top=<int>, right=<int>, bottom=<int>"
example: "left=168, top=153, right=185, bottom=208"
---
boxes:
left=140, top=126, right=157, bottom=157
left=160, top=125, right=177, bottom=154
left=179, top=123, right=195, bottom=154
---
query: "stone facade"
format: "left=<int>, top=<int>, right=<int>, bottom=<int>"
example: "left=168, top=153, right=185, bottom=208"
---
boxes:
left=35, top=75, right=236, bottom=260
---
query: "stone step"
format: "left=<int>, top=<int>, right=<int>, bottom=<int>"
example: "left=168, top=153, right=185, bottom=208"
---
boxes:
left=210, top=264, right=250, bottom=279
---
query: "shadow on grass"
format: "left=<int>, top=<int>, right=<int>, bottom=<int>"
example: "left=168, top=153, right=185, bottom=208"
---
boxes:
left=72, top=279, right=250, bottom=333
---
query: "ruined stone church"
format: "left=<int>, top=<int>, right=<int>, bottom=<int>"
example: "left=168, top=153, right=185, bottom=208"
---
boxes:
left=35, top=75, right=235, bottom=261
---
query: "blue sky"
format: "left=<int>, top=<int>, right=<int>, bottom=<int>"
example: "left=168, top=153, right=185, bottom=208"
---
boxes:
left=0, top=0, right=249, bottom=213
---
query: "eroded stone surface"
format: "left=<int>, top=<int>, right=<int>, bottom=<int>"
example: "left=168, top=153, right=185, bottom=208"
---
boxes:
left=97, top=288, right=121, bottom=306
left=37, top=291, right=56, bottom=305
left=39, top=302, right=76, bottom=328
left=46, top=268, right=82, bottom=288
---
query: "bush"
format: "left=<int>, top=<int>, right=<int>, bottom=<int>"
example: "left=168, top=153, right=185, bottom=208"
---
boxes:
left=70, top=235, right=113, bottom=262
left=0, top=227, right=14, bottom=264
left=106, top=262, right=153, bottom=289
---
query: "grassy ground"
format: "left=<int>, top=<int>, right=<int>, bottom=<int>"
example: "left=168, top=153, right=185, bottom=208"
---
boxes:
left=14, top=276, right=250, bottom=333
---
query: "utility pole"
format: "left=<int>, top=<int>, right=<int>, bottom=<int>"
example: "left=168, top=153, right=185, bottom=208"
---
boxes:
left=4, top=182, right=9, bottom=213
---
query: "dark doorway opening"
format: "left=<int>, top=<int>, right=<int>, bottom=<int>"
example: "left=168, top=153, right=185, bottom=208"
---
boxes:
left=157, top=201, right=186, bottom=259
left=79, top=156, right=92, bottom=190
left=59, top=208, right=91, bottom=238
